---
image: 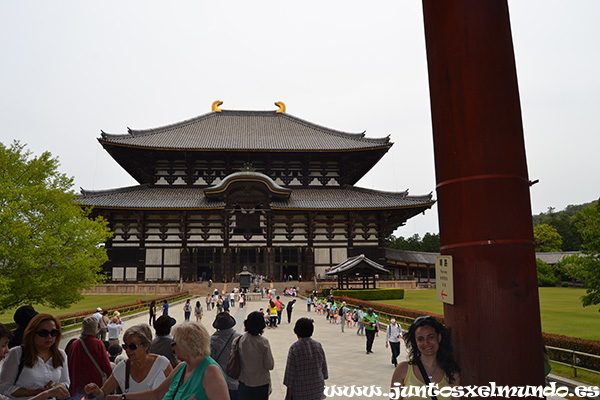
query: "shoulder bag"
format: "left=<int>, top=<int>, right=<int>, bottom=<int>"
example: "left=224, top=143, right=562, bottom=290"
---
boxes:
left=79, top=338, right=108, bottom=384
left=225, top=336, right=241, bottom=379
left=415, top=359, right=438, bottom=400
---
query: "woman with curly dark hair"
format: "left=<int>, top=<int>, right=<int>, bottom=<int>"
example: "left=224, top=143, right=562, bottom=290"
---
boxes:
left=391, top=315, right=460, bottom=399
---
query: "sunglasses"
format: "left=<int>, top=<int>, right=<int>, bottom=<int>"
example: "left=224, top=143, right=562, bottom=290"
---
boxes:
left=170, top=341, right=177, bottom=348
left=36, top=329, right=60, bottom=338
left=413, top=315, right=436, bottom=326
left=122, top=343, right=142, bottom=351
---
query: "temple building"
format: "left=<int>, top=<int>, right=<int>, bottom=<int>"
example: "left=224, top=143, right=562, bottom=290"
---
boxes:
left=78, top=101, right=434, bottom=283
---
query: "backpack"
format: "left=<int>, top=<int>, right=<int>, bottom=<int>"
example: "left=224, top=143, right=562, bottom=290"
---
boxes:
left=352, top=311, right=359, bottom=322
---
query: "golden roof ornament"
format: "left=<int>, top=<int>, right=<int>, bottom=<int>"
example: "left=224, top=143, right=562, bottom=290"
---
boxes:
left=212, top=100, right=223, bottom=112
left=275, top=101, right=286, bottom=113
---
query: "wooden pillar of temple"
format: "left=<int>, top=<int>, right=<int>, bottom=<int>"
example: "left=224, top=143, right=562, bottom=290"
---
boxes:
left=422, top=0, right=544, bottom=386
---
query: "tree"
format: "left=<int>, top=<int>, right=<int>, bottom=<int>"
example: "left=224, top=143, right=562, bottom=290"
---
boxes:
left=533, top=224, right=563, bottom=252
left=569, top=200, right=600, bottom=309
left=536, top=259, right=558, bottom=287
left=0, top=141, right=112, bottom=311
left=386, top=233, right=440, bottom=252
left=533, top=205, right=587, bottom=251
left=421, top=233, right=441, bottom=252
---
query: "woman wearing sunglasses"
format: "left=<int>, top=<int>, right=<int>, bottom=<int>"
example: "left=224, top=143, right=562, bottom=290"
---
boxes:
left=0, top=314, right=71, bottom=399
left=85, top=324, right=173, bottom=398
left=391, top=315, right=460, bottom=400
left=101, top=322, right=229, bottom=400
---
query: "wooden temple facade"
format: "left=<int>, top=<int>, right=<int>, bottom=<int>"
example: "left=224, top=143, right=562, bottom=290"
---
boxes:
left=78, top=102, right=434, bottom=283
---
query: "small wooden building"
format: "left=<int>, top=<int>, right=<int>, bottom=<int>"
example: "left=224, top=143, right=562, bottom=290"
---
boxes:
left=79, top=102, right=434, bottom=282
left=327, top=254, right=390, bottom=289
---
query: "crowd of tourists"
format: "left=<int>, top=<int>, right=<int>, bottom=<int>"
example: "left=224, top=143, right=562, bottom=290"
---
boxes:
left=0, top=293, right=461, bottom=400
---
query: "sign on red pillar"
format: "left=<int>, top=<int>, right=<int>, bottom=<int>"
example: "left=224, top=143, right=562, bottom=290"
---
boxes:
left=435, top=255, right=454, bottom=305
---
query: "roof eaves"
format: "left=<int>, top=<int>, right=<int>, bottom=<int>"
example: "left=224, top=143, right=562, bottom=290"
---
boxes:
left=280, top=113, right=391, bottom=145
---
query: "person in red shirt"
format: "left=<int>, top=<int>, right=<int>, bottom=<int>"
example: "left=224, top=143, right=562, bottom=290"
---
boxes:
left=67, top=316, right=112, bottom=398
left=275, top=296, right=284, bottom=325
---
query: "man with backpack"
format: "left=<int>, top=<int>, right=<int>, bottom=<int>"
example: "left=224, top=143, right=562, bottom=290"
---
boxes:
left=356, top=305, right=365, bottom=335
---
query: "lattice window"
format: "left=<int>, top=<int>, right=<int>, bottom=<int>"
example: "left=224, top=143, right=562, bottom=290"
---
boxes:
left=125, top=267, right=137, bottom=281
left=112, top=267, right=124, bottom=281
left=145, top=267, right=162, bottom=281
left=163, top=267, right=180, bottom=281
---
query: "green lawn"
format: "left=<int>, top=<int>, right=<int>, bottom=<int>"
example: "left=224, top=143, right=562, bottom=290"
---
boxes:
left=374, top=287, right=600, bottom=341
left=0, top=295, right=157, bottom=325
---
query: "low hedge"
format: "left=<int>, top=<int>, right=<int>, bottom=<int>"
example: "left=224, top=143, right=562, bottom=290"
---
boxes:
left=543, top=333, right=600, bottom=371
left=332, top=288, right=404, bottom=301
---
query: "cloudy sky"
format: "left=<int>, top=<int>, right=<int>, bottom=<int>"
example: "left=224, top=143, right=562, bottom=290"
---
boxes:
left=1, top=1, right=598, bottom=238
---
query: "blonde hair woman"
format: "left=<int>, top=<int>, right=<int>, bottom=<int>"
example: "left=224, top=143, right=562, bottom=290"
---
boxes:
left=103, top=322, right=229, bottom=400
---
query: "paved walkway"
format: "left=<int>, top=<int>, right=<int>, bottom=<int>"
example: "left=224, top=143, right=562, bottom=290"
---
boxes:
left=63, top=295, right=406, bottom=400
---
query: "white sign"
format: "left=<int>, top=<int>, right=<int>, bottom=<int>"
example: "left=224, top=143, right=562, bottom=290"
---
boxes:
left=435, top=255, right=454, bottom=305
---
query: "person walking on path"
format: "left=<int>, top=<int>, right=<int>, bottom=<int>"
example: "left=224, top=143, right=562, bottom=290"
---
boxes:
left=238, top=311, right=275, bottom=400
left=283, top=317, right=328, bottom=400
left=98, top=310, right=109, bottom=341
left=339, top=302, right=349, bottom=333
left=223, top=293, right=230, bottom=311
left=385, top=317, right=403, bottom=367
left=183, top=299, right=192, bottom=321
left=306, top=296, right=312, bottom=312
left=149, top=315, right=178, bottom=368
left=356, top=305, right=365, bottom=335
left=162, top=299, right=169, bottom=316
left=210, top=312, right=241, bottom=400
left=206, top=294, right=211, bottom=311
left=286, top=299, right=296, bottom=323
left=275, top=296, right=284, bottom=325
left=194, top=300, right=203, bottom=322
left=107, top=315, right=124, bottom=346
left=363, top=307, right=378, bottom=354
left=149, top=300, right=157, bottom=327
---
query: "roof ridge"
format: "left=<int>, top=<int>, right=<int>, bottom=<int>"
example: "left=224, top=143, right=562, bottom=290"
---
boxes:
left=100, top=112, right=218, bottom=139
left=99, top=109, right=391, bottom=146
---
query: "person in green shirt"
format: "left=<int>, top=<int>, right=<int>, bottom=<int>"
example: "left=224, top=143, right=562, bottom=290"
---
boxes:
left=362, top=307, right=378, bottom=354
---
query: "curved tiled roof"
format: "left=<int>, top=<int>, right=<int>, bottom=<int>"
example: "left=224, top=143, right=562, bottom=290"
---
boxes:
left=77, top=185, right=434, bottom=210
left=327, top=254, right=390, bottom=275
left=99, top=110, right=391, bottom=151
left=385, top=249, right=440, bottom=265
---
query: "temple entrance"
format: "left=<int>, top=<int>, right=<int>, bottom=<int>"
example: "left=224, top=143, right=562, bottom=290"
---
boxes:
left=190, top=247, right=220, bottom=282
left=231, top=247, right=265, bottom=278
left=276, top=247, right=304, bottom=280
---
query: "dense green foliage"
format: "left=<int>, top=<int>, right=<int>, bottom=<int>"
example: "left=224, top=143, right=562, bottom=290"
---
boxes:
left=558, top=200, right=600, bottom=310
left=331, top=288, right=404, bottom=300
left=533, top=224, right=563, bottom=252
left=386, top=232, right=440, bottom=252
left=536, top=258, right=559, bottom=287
left=0, top=142, right=112, bottom=311
left=532, top=204, right=590, bottom=251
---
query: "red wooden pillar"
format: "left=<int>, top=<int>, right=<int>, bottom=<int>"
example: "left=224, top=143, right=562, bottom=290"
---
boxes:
left=422, top=1, right=545, bottom=386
